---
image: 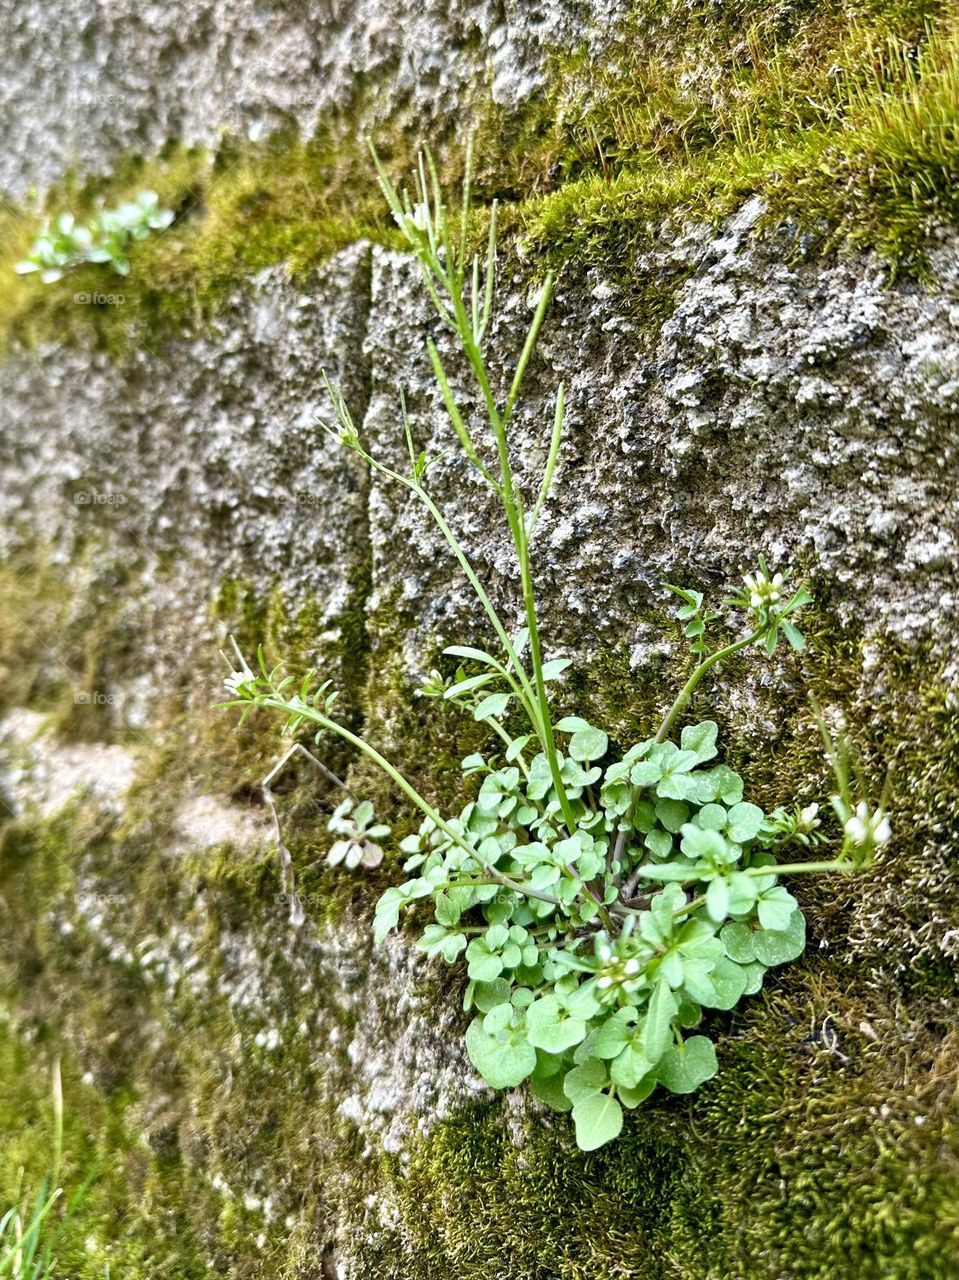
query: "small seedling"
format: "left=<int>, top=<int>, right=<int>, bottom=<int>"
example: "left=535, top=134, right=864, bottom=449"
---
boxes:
left=15, top=192, right=174, bottom=282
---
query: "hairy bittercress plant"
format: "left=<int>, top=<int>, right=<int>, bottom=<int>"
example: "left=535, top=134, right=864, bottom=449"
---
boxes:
left=15, top=192, right=174, bottom=282
left=223, top=146, right=890, bottom=1152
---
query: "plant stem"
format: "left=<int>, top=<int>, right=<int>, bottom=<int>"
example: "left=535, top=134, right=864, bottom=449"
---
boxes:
left=673, top=894, right=707, bottom=920
left=655, top=629, right=764, bottom=743
left=445, top=287, right=577, bottom=834
left=745, top=859, right=851, bottom=877
left=261, top=697, right=563, bottom=909
left=416, top=486, right=544, bottom=738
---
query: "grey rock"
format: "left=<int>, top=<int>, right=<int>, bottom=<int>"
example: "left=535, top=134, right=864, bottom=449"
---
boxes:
left=0, top=0, right=628, bottom=199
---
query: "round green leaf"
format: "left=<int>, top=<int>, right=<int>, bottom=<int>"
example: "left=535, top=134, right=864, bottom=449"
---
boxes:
left=569, top=727, right=609, bottom=763
left=572, top=1092, right=624, bottom=1151
left=472, top=978, right=512, bottom=1012
left=752, top=910, right=806, bottom=966
left=526, top=995, right=588, bottom=1054
left=720, top=920, right=756, bottom=964
left=465, top=939, right=505, bottom=982
left=530, top=1071, right=573, bottom=1112
left=562, top=1058, right=607, bottom=1105
left=657, top=1036, right=718, bottom=1094
left=726, top=801, right=765, bottom=843
left=703, top=956, right=749, bottom=1010
left=465, top=1017, right=536, bottom=1089
left=680, top=721, right=719, bottom=763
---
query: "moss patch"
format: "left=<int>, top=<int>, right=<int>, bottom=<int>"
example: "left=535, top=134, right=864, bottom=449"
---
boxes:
left=379, top=975, right=958, bottom=1280
left=1, top=557, right=958, bottom=1275
left=519, top=1, right=959, bottom=279
left=3, top=1, right=959, bottom=354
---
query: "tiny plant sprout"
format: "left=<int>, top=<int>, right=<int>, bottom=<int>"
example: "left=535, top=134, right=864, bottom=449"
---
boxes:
left=222, top=144, right=891, bottom=1152
left=15, top=192, right=175, bottom=282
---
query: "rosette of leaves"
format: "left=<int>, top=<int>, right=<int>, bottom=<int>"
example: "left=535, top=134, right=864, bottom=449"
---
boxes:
left=326, top=798, right=389, bottom=869
left=374, top=717, right=813, bottom=1150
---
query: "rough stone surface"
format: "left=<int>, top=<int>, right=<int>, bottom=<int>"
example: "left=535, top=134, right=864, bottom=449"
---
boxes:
left=0, top=0, right=625, bottom=199
left=1, top=209, right=958, bottom=1268
left=2, top=4, right=959, bottom=1277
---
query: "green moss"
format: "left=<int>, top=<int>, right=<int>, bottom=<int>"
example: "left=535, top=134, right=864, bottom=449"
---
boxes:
left=377, top=970, right=958, bottom=1279
left=0, top=1019, right=217, bottom=1278
left=0, top=802, right=378, bottom=1276
left=1, top=560, right=958, bottom=1276
left=520, top=3, right=959, bottom=280
left=3, top=0, right=959, bottom=355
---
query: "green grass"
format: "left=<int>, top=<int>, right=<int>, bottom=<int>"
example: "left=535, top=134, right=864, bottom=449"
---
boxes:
left=0, top=1059, right=65, bottom=1280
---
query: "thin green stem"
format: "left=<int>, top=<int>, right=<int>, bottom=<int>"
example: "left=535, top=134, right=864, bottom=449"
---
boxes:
left=673, top=894, right=707, bottom=920
left=261, top=697, right=563, bottom=909
left=746, top=859, right=851, bottom=877
left=514, top=501, right=578, bottom=833
left=656, top=629, right=763, bottom=743
left=416, top=487, right=543, bottom=732
left=438, top=287, right=577, bottom=833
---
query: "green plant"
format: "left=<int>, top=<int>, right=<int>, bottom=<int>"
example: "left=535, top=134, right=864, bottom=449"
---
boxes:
left=15, top=192, right=174, bottom=282
left=0, top=1060, right=67, bottom=1279
left=223, top=148, right=891, bottom=1151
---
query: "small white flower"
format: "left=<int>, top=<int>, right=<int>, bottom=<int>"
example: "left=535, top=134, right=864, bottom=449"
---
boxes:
left=224, top=666, right=255, bottom=696
left=623, top=958, right=640, bottom=976
left=410, top=201, right=430, bottom=232
left=597, top=975, right=613, bottom=989
left=844, top=801, right=890, bottom=847
left=744, top=565, right=788, bottom=611
left=596, top=943, right=613, bottom=963
left=394, top=201, right=431, bottom=239
left=800, top=803, right=820, bottom=827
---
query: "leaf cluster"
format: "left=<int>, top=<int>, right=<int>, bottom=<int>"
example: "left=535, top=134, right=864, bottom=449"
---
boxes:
left=373, top=713, right=812, bottom=1149
left=15, top=192, right=174, bottom=282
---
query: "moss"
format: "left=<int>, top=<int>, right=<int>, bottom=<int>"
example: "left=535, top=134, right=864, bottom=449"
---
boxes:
left=519, top=3, right=959, bottom=281
left=1, top=556, right=958, bottom=1276
left=3, top=0, right=959, bottom=356
left=0, top=552, right=136, bottom=742
left=0, top=801, right=379, bottom=1276
left=378, top=971, right=958, bottom=1280
left=0, top=1020, right=216, bottom=1278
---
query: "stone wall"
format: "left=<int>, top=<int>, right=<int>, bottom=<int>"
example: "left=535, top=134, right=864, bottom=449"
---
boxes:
left=1, top=3, right=958, bottom=1278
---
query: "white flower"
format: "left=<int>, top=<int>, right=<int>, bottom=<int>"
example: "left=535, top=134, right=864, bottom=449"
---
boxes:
left=800, top=803, right=820, bottom=827
left=224, top=666, right=255, bottom=696
left=743, top=566, right=785, bottom=610
left=394, top=201, right=431, bottom=240
left=844, top=801, right=891, bottom=847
